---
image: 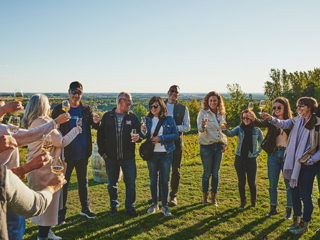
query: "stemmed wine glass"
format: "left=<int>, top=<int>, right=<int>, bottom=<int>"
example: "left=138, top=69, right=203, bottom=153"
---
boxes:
left=248, top=102, right=254, bottom=111
left=42, top=134, right=53, bottom=152
left=220, top=115, right=226, bottom=128
left=141, top=117, right=147, bottom=135
left=259, top=100, right=267, bottom=113
left=76, top=117, right=82, bottom=127
left=203, top=112, right=210, bottom=128
left=6, top=116, right=20, bottom=136
left=51, top=157, right=64, bottom=175
left=62, top=100, right=70, bottom=112
left=131, top=129, right=137, bottom=142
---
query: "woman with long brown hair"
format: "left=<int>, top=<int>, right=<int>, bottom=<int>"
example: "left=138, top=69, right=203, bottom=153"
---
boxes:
left=247, top=97, right=293, bottom=219
left=197, top=91, right=227, bottom=206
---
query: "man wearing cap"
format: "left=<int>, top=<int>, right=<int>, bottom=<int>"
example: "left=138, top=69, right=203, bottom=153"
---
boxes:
left=166, top=85, right=190, bottom=207
left=52, top=81, right=100, bottom=223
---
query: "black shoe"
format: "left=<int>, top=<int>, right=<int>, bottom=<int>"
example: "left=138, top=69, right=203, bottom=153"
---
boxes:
left=285, top=207, right=292, bottom=220
left=109, top=207, right=118, bottom=215
left=80, top=208, right=97, bottom=218
left=265, top=205, right=278, bottom=217
left=58, top=215, right=66, bottom=225
left=126, top=209, right=140, bottom=217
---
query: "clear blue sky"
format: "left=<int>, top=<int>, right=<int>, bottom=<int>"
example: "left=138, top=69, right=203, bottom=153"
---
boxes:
left=1, top=0, right=319, bottom=93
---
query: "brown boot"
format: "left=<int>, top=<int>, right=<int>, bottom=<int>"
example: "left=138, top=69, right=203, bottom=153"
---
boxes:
left=239, top=197, right=247, bottom=209
left=287, top=216, right=301, bottom=231
left=211, top=193, right=218, bottom=206
left=203, top=193, right=209, bottom=205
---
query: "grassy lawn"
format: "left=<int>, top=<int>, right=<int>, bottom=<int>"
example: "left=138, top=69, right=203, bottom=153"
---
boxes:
left=21, top=133, right=320, bottom=239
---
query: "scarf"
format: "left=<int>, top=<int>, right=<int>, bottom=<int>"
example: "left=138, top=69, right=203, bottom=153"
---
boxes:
left=283, top=116, right=312, bottom=188
left=239, top=123, right=254, bottom=170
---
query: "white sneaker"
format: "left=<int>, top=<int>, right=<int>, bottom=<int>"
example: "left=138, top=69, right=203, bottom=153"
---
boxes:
left=147, top=204, right=159, bottom=213
left=161, top=206, right=172, bottom=217
left=48, top=229, right=62, bottom=240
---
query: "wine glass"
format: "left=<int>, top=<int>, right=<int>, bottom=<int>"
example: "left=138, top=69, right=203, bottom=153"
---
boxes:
left=62, top=100, right=70, bottom=112
left=131, top=129, right=137, bottom=142
left=51, top=157, right=64, bottom=175
left=14, top=89, right=23, bottom=101
left=141, top=117, right=147, bottom=135
left=248, top=102, right=254, bottom=111
left=220, top=115, right=226, bottom=128
left=203, top=112, right=210, bottom=128
left=76, top=117, right=82, bottom=127
left=6, top=116, right=20, bottom=136
left=259, top=100, right=267, bottom=113
left=42, top=134, right=53, bottom=152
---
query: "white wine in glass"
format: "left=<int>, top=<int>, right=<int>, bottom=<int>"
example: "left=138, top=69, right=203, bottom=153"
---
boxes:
left=51, top=157, right=64, bottom=175
left=14, top=89, right=24, bottom=101
left=42, top=134, right=53, bottom=152
left=259, top=100, right=267, bottom=113
left=6, top=116, right=20, bottom=136
left=131, top=129, right=137, bottom=142
left=62, top=100, right=70, bottom=112
left=141, top=117, right=147, bottom=134
left=248, top=102, right=254, bottom=111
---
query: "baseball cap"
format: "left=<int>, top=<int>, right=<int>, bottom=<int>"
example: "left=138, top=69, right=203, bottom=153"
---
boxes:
left=69, top=81, right=83, bottom=92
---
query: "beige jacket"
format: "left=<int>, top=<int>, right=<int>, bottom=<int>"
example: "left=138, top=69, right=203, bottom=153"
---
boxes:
left=197, top=109, right=227, bottom=145
left=27, top=117, right=80, bottom=226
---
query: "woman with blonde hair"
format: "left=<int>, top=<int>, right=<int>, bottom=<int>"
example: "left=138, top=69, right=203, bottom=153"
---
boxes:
left=197, top=91, right=227, bottom=206
left=22, top=94, right=81, bottom=240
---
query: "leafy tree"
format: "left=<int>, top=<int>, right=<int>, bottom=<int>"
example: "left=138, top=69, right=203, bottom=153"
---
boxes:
left=132, top=104, right=148, bottom=120
left=225, top=83, right=248, bottom=126
left=182, top=98, right=201, bottom=129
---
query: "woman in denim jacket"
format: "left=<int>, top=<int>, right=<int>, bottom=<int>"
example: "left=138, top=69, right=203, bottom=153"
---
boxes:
left=222, top=110, right=263, bottom=208
left=141, top=96, right=179, bottom=217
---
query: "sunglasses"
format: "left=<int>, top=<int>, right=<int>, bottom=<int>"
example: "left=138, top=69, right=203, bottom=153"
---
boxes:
left=149, top=105, right=159, bottom=109
left=121, top=98, right=132, bottom=103
left=71, top=90, right=82, bottom=95
left=169, top=90, right=179, bottom=94
left=242, top=117, right=250, bottom=120
left=297, top=104, right=305, bottom=108
left=272, top=106, right=282, bottom=110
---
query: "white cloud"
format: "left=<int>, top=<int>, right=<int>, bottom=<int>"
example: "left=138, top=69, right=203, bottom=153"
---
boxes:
left=0, top=65, right=10, bottom=67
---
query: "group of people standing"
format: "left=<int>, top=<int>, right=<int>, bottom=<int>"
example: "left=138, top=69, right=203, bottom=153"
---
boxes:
left=198, top=91, right=320, bottom=235
left=1, top=82, right=320, bottom=239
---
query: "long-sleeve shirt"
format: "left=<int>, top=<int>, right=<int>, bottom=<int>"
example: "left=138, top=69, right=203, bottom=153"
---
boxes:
left=0, top=120, right=57, bottom=168
left=166, top=103, right=191, bottom=132
left=271, top=116, right=320, bottom=165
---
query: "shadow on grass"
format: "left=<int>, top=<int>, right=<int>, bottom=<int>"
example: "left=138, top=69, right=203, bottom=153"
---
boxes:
left=221, top=214, right=268, bottom=240
left=252, top=219, right=285, bottom=239
left=159, top=207, right=241, bottom=240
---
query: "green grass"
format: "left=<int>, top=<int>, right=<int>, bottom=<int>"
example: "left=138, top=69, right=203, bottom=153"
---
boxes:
left=21, top=133, right=320, bottom=239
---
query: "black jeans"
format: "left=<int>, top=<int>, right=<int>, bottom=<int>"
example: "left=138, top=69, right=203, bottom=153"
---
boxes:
left=61, top=158, right=89, bottom=214
left=169, top=148, right=183, bottom=199
left=234, top=155, right=257, bottom=199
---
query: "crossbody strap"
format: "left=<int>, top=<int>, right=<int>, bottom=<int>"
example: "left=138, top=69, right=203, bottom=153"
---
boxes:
left=153, top=118, right=165, bottom=137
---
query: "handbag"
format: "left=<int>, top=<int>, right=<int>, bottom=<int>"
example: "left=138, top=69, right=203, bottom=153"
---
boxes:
left=139, top=118, right=164, bottom=161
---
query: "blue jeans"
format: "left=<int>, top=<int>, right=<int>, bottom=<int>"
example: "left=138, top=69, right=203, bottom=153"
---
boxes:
left=291, top=164, right=317, bottom=222
left=268, top=147, right=293, bottom=207
left=200, top=143, right=223, bottom=193
left=147, top=152, right=173, bottom=207
left=7, top=210, right=25, bottom=240
left=105, top=157, right=136, bottom=211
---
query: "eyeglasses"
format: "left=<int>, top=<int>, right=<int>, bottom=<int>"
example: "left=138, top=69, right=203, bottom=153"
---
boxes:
left=242, top=117, right=250, bottom=120
left=71, top=90, right=82, bottom=95
left=169, top=90, right=179, bottom=94
left=272, top=106, right=282, bottom=110
left=121, top=98, right=132, bottom=104
left=149, top=105, right=159, bottom=109
left=297, top=104, right=305, bottom=108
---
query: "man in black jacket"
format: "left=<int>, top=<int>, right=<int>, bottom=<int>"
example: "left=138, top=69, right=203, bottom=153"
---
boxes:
left=97, top=92, right=141, bottom=217
left=52, top=81, right=100, bottom=224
